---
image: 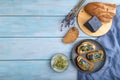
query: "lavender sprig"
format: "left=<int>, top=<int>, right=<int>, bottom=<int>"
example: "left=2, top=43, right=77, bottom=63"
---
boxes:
left=61, top=0, right=86, bottom=31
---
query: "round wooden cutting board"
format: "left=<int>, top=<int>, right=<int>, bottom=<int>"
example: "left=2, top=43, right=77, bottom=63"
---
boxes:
left=77, top=8, right=112, bottom=36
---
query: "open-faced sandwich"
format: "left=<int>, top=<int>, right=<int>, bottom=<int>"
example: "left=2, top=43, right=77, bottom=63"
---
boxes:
left=86, top=50, right=104, bottom=62
left=77, top=42, right=96, bottom=54
left=77, top=56, right=94, bottom=71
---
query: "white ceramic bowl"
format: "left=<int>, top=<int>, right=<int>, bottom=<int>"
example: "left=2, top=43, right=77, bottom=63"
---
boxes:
left=51, top=53, right=69, bottom=72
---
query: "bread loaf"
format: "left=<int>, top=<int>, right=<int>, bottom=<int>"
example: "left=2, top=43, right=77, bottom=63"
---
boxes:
left=84, top=2, right=116, bottom=22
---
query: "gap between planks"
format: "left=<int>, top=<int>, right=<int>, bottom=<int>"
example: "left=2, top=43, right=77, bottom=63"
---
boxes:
left=0, top=36, right=94, bottom=38
left=0, top=59, right=72, bottom=61
left=0, top=15, right=65, bottom=17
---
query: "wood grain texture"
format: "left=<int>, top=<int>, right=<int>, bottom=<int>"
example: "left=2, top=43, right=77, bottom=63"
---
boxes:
left=0, top=0, right=79, bottom=16
left=0, top=38, right=94, bottom=60
left=0, top=0, right=119, bottom=16
left=0, top=17, right=91, bottom=37
left=0, top=61, right=77, bottom=80
left=0, top=0, right=119, bottom=80
left=78, top=8, right=112, bottom=36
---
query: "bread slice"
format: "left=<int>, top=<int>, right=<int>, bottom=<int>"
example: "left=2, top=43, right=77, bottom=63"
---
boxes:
left=87, top=50, right=104, bottom=62
left=77, top=42, right=96, bottom=54
left=84, top=2, right=116, bottom=22
left=62, top=27, right=79, bottom=44
left=77, top=56, right=94, bottom=71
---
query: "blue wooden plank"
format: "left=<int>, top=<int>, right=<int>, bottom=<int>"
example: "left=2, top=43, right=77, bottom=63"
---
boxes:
left=0, top=17, right=91, bottom=37
left=0, top=38, right=95, bottom=60
left=0, top=0, right=119, bottom=15
left=0, top=0, right=79, bottom=15
left=0, top=60, right=77, bottom=80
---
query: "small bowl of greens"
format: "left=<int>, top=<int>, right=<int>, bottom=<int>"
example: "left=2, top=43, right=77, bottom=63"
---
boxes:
left=51, top=53, right=69, bottom=72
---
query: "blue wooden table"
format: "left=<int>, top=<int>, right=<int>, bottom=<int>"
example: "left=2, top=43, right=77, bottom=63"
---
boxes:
left=0, top=0, right=119, bottom=80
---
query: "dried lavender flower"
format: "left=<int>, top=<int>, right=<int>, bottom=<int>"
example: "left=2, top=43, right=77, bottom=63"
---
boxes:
left=61, top=0, right=86, bottom=31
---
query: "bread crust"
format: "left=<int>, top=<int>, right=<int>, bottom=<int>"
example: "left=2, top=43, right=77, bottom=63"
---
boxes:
left=77, top=56, right=94, bottom=70
left=77, top=42, right=96, bottom=54
left=87, top=50, right=104, bottom=62
left=84, top=2, right=116, bottom=22
left=62, top=27, right=79, bottom=44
